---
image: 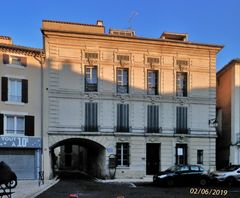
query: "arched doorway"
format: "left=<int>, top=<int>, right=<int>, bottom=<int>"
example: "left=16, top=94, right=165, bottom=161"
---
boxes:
left=49, top=138, right=106, bottom=178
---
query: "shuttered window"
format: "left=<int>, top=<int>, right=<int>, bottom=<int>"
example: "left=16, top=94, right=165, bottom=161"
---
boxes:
left=0, top=114, right=4, bottom=135
left=85, top=66, right=98, bottom=92
left=117, top=68, right=129, bottom=94
left=1, top=77, right=28, bottom=103
left=117, top=104, right=129, bottom=132
left=176, top=106, right=188, bottom=134
left=147, top=70, right=158, bottom=95
left=176, top=72, right=187, bottom=97
left=116, top=143, right=129, bottom=166
left=147, top=105, right=159, bottom=133
left=2, top=54, right=27, bottom=67
left=85, top=102, right=98, bottom=132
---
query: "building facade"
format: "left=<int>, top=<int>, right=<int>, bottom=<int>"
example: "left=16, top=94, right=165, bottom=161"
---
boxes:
left=217, top=59, right=240, bottom=168
left=0, top=36, right=42, bottom=179
left=41, top=20, right=222, bottom=179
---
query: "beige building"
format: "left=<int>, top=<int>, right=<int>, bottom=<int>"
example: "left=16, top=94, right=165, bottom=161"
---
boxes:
left=0, top=36, right=42, bottom=179
left=217, top=59, right=240, bottom=168
left=41, top=20, right=223, bottom=179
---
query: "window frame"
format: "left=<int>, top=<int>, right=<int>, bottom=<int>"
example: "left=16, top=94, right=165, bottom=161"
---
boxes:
left=5, top=114, right=25, bottom=136
left=85, top=65, right=98, bottom=92
left=176, top=72, right=188, bottom=97
left=116, top=68, right=129, bottom=94
left=8, top=78, right=22, bottom=103
left=147, top=70, right=159, bottom=95
left=197, top=150, right=204, bottom=165
left=116, top=143, right=129, bottom=167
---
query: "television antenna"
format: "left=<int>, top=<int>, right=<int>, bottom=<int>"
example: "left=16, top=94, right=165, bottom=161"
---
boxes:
left=128, top=11, right=139, bottom=30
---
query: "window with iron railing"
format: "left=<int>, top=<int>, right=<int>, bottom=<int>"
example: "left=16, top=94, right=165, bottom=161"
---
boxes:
left=117, top=68, right=129, bottom=94
left=176, top=106, right=188, bottom=134
left=176, top=72, right=187, bottom=97
left=85, top=102, right=98, bottom=132
left=116, top=104, right=129, bottom=132
left=85, top=66, right=98, bottom=92
left=147, top=70, right=158, bottom=95
left=147, top=105, right=160, bottom=133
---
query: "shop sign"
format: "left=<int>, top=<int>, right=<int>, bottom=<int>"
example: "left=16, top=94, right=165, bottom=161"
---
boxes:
left=0, top=136, right=41, bottom=148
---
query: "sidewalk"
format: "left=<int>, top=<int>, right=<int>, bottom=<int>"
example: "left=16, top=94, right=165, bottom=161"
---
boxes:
left=11, top=179, right=59, bottom=198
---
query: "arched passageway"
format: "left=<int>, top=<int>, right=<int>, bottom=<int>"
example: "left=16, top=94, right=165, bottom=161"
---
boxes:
left=49, top=138, right=106, bottom=178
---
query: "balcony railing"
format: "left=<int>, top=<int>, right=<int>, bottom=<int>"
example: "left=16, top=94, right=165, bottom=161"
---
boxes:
left=145, top=127, right=162, bottom=133
left=114, top=126, right=131, bottom=133
left=174, top=128, right=190, bottom=134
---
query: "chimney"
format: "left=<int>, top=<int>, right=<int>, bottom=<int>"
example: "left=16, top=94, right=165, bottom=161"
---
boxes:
left=96, top=20, right=103, bottom=26
left=0, top=36, right=12, bottom=44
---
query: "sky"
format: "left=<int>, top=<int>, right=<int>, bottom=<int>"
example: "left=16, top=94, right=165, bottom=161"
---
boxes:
left=0, top=0, right=239, bottom=70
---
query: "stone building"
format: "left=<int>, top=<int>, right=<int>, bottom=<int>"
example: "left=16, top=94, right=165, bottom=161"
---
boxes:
left=41, top=20, right=223, bottom=179
left=216, top=59, right=240, bottom=168
left=0, top=36, right=42, bottom=179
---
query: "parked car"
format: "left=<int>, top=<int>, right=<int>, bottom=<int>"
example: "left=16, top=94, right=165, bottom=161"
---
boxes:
left=210, top=165, right=240, bottom=186
left=0, top=161, right=17, bottom=188
left=153, top=164, right=209, bottom=187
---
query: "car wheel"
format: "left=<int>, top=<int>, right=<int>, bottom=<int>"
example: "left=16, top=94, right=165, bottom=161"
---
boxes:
left=166, top=179, right=174, bottom=187
left=6, top=179, right=17, bottom=189
left=199, top=178, right=207, bottom=186
left=225, top=177, right=235, bottom=187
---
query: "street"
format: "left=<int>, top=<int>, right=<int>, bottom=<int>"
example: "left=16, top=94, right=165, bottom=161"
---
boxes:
left=36, top=176, right=240, bottom=198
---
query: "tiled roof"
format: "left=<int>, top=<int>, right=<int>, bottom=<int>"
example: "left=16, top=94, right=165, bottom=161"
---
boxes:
left=0, top=43, right=43, bottom=56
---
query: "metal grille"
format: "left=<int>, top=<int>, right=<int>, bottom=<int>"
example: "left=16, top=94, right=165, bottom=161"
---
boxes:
left=85, top=102, right=98, bottom=132
left=147, top=57, right=160, bottom=64
left=117, top=55, right=130, bottom=62
left=85, top=52, right=98, bottom=59
left=117, top=104, right=129, bottom=132
left=176, top=106, right=188, bottom=134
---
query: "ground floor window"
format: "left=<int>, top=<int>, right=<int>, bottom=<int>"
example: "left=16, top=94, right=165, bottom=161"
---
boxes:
left=197, top=150, right=203, bottom=164
left=116, top=143, right=129, bottom=167
left=176, top=144, right=188, bottom=165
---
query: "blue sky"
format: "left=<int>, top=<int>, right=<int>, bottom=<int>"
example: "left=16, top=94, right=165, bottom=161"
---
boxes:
left=0, top=0, right=239, bottom=70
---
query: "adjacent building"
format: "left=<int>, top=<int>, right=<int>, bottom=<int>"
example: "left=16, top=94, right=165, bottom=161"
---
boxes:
left=41, top=20, right=223, bottom=179
left=0, top=36, right=42, bottom=179
left=216, top=59, right=240, bottom=168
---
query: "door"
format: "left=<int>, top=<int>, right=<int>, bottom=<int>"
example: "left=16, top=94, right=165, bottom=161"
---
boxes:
left=146, top=143, right=160, bottom=175
left=176, top=144, right=188, bottom=165
left=0, top=149, right=35, bottom=179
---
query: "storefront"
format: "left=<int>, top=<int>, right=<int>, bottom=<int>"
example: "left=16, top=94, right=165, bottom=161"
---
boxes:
left=0, top=136, right=41, bottom=180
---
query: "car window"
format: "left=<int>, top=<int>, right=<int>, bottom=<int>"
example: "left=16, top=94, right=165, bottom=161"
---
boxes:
left=190, top=166, right=199, bottom=171
left=179, top=166, right=189, bottom=171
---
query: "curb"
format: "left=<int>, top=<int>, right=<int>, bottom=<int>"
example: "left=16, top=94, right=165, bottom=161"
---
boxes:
left=28, top=179, right=60, bottom=198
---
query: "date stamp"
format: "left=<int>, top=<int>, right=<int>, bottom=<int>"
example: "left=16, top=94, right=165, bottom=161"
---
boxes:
left=190, top=188, right=228, bottom=196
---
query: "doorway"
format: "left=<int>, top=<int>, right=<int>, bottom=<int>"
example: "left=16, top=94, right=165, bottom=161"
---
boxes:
left=146, top=143, right=160, bottom=175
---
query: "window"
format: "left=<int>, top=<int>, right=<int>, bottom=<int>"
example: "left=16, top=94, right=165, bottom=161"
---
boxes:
left=117, top=104, right=129, bottom=132
left=8, top=79, right=22, bottom=102
left=1, top=77, right=28, bottom=103
left=190, top=165, right=200, bottom=171
left=197, top=150, right=203, bottom=164
left=2, top=54, right=27, bottom=67
left=147, top=70, right=158, bottom=95
left=6, top=115, right=24, bottom=135
left=0, top=114, right=34, bottom=136
left=85, top=66, right=97, bottom=92
left=176, top=106, right=188, bottom=134
left=85, top=102, right=98, bottom=132
left=117, top=68, right=128, bottom=94
left=116, top=143, right=129, bottom=166
left=176, top=72, right=187, bottom=97
left=147, top=105, right=159, bottom=133
left=176, top=144, right=188, bottom=165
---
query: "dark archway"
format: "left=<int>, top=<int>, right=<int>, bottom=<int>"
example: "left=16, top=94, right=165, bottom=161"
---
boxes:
left=50, top=138, right=106, bottom=179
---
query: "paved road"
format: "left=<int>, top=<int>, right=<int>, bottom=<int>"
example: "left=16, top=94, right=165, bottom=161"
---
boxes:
left=36, top=178, right=240, bottom=198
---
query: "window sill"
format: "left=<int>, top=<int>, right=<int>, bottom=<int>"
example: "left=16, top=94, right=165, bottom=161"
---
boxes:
left=6, top=64, right=25, bottom=69
left=4, top=101, right=25, bottom=106
left=116, top=166, right=130, bottom=169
